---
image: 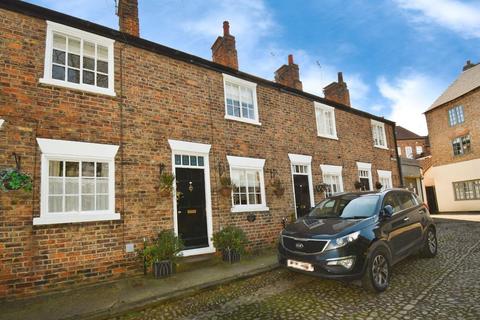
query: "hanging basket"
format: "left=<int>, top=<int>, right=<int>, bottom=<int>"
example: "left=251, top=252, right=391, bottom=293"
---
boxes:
left=159, top=188, right=171, bottom=197
left=0, top=168, right=32, bottom=192
left=219, top=186, right=232, bottom=197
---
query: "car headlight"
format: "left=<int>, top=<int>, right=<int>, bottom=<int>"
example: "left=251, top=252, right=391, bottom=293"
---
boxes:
left=325, top=231, right=360, bottom=251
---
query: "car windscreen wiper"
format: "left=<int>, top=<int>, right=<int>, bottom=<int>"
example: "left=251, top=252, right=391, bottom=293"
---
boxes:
left=342, top=216, right=370, bottom=219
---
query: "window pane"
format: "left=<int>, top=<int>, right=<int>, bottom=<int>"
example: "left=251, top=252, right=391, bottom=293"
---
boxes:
left=82, top=178, right=95, bottom=194
left=83, top=41, right=95, bottom=57
left=49, top=161, right=63, bottom=176
left=82, top=195, right=95, bottom=211
left=240, top=193, right=247, bottom=205
left=49, top=177, right=63, bottom=194
left=198, top=156, right=204, bottom=166
left=83, top=57, right=95, bottom=70
left=52, top=65, right=65, bottom=80
left=96, top=195, right=109, bottom=210
left=97, top=60, right=108, bottom=74
left=97, top=45, right=108, bottom=60
left=68, top=38, right=80, bottom=54
left=65, top=162, right=79, bottom=177
left=68, top=53, right=80, bottom=68
left=82, top=162, right=95, bottom=176
left=67, top=68, right=80, bottom=83
left=65, top=195, right=79, bottom=212
left=190, top=156, right=197, bottom=166
left=65, top=178, right=79, bottom=194
left=53, top=33, right=66, bottom=50
left=96, top=178, right=108, bottom=193
left=182, top=155, right=189, bottom=166
left=97, top=74, right=108, bottom=88
left=96, top=163, right=109, bottom=177
left=175, top=155, right=181, bottom=165
left=52, top=49, right=65, bottom=65
left=83, top=70, right=95, bottom=85
left=48, top=195, right=63, bottom=213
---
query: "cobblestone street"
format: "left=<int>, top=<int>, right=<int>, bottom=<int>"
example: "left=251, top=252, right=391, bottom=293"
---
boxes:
left=111, top=219, right=480, bottom=320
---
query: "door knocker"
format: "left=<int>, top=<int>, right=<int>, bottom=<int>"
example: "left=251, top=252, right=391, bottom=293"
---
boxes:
left=188, top=181, right=194, bottom=192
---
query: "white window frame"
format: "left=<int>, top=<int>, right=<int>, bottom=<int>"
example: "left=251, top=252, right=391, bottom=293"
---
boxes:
left=377, top=170, right=393, bottom=191
left=371, top=120, right=388, bottom=149
left=320, top=164, right=344, bottom=197
left=397, top=147, right=402, bottom=156
left=40, top=21, right=115, bottom=96
left=222, top=74, right=260, bottom=126
left=168, top=139, right=215, bottom=257
left=416, top=146, right=423, bottom=155
left=34, top=138, right=120, bottom=225
left=289, top=154, right=315, bottom=217
left=314, top=102, right=338, bottom=140
left=357, top=162, right=373, bottom=191
left=405, top=146, right=413, bottom=159
left=227, top=156, right=268, bottom=213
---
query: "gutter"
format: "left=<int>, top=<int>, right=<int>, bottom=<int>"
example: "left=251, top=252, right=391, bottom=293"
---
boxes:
left=392, top=125, right=404, bottom=187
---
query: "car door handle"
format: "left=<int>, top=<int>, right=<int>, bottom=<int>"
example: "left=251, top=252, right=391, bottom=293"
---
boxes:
left=403, top=217, right=410, bottom=222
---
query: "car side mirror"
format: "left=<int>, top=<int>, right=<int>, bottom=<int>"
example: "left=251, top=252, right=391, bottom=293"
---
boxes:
left=381, top=205, right=394, bottom=219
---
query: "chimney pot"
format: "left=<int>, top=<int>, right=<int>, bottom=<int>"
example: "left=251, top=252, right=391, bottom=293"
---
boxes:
left=274, top=55, right=302, bottom=90
left=463, top=59, right=477, bottom=71
left=338, top=72, right=344, bottom=83
left=288, top=54, right=294, bottom=65
left=223, top=21, right=230, bottom=36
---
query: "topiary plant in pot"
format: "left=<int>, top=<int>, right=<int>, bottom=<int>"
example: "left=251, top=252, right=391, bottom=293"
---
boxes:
left=140, top=230, right=184, bottom=278
left=0, top=168, right=32, bottom=192
left=212, top=225, right=248, bottom=264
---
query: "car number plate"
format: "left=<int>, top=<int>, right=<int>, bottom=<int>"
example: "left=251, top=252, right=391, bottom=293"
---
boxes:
left=287, top=259, right=314, bottom=272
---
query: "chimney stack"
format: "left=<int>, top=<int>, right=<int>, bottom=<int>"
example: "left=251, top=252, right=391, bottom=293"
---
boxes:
left=463, top=60, right=477, bottom=71
left=211, top=21, right=239, bottom=70
left=274, top=54, right=303, bottom=90
left=323, top=72, right=351, bottom=107
left=117, top=0, right=139, bottom=37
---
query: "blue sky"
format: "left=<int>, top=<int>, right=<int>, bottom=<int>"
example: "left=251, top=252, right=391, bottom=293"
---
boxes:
left=26, top=0, right=480, bottom=135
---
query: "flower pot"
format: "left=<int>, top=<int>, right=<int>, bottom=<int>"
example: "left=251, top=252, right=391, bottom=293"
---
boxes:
left=273, top=187, right=285, bottom=197
left=159, top=188, right=171, bottom=197
left=222, top=248, right=241, bottom=264
left=219, top=186, right=232, bottom=197
left=152, top=260, right=173, bottom=278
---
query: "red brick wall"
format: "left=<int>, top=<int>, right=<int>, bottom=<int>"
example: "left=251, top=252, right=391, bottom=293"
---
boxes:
left=397, top=138, right=430, bottom=159
left=0, top=8, right=400, bottom=299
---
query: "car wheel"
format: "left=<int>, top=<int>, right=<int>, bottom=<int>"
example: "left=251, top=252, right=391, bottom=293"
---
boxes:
left=362, top=248, right=390, bottom=293
left=422, top=227, right=437, bottom=258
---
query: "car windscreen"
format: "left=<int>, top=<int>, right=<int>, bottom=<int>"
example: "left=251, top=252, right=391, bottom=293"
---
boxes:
left=308, top=195, right=380, bottom=219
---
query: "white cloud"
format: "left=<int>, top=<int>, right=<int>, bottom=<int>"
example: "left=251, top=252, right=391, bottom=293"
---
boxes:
left=395, top=0, right=480, bottom=38
left=377, top=73, right=445, bottom=135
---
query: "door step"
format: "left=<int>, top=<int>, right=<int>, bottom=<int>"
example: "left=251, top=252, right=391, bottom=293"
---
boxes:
left=176, top=253, right=219, bottom=273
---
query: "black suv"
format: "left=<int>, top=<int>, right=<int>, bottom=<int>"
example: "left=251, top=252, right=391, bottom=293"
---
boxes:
left=278, top=189, right=437, bottom=292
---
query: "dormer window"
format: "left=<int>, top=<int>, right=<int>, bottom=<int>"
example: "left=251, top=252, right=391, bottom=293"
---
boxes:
left=40, top=21, right=115, bottom=96
left=223, top=74, right=260, bottom=125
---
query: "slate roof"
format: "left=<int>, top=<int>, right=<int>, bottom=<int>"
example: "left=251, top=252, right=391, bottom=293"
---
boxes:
left=395, top=126, right=424, bottom=140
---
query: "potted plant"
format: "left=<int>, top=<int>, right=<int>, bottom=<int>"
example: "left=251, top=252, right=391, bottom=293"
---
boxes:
left=140, top=230, right=184, bottom=278
left=271, top=178, right=285, bottom=197
left=212, top=225, right=247, bottom=263
left=219, top=176, right=234, bottom=197
left=354, top=180, right=363, bottom=190
left=0, top=168, right=32, bottom=192
left=159, top=172, right=175, bottom=197
left=375, top=181, right=383, bottom=190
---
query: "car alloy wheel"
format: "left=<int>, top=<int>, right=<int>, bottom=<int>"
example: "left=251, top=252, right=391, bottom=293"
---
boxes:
left=428, top=230, right=437, bottom=254
left=372, top=254, right=388, bottom=289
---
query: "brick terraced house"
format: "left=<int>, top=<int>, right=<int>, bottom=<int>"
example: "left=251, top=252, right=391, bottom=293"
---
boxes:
left=0, top=0, right=401, bottom=299
left=423, top=61, right=480, bottom=213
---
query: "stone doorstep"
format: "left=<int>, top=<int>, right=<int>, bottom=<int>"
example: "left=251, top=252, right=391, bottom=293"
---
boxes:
left=0, top=253, right=279, bottom=320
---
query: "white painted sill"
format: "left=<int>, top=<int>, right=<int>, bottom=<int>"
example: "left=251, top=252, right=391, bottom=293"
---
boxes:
left=224, top=115, right=261, bottom=126
left=231, top=205, right=269, bottom=213
left=33, top=212, right=121, bottom=225
left=39, top=78, right=116, bottom=97
left=317, top=134, right=339, bottom=140
left=374, top=144, right=389, bottom=150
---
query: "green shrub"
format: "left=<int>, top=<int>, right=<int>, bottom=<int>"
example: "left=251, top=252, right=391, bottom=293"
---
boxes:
left=212, top=225, right=248, bottom=254
left=140, top=230, right=184, bottom=265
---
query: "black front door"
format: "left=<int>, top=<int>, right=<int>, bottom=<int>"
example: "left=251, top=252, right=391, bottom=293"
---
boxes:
left=293, top=175, right=311, bottom=218
left=176, top=168, right=208, bottom=249
left=425, top=186, right=438, bottom=214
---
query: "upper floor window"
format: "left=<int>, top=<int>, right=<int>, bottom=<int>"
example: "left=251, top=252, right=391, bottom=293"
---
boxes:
left=416, top=146, right=423, bottom=155
left=448, top=105, right=464, bottom=126
left=371, top=120, right=388, bottom=149
left=405, top=146, right=413, bottom=159
left=34, top=138, right=120, bottom=225
left=315, top=102, right=338, bottom=140
left=452, top=135, right=471, bottom=156
left=223, top=74, right=260, bottom=125
left=40, top=21, right=115, bottom=96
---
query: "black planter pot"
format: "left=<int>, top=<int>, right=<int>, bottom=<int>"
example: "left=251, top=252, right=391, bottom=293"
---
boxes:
left=222, top=248, right=241, bottom=264
left=152, top=260, right=173, bottom=278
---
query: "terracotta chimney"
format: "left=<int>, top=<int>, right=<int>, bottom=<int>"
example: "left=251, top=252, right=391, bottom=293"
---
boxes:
left=323, top=72, right=351, bottom=107
left=463, top=60, right=477, bottom=71
left=211, top=21, right=239, bottom=69
left=117, top=0, right=139, bottom=37
left=274, top=54, right=303, bottom=90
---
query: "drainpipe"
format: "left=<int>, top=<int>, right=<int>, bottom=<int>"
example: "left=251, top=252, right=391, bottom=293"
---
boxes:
left=392, top=124, right=404, bottom=187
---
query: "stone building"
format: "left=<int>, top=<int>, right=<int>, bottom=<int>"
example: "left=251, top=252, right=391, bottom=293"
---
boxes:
left=0, top=0, right=400, bottom=299
left=423, top=60, right=480, bottom=212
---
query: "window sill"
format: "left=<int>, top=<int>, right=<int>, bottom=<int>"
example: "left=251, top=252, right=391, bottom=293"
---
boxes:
left=231, top=205, right=269, bottom=213
left=33, top=212, right=121, bottom=225
left=374, top=145, right=389, bottom=150
left=317, top=134, right=339, bottom=140
left=39, top=78, right=116, bottom=97
left=224, top=115, right=261, bottom=126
